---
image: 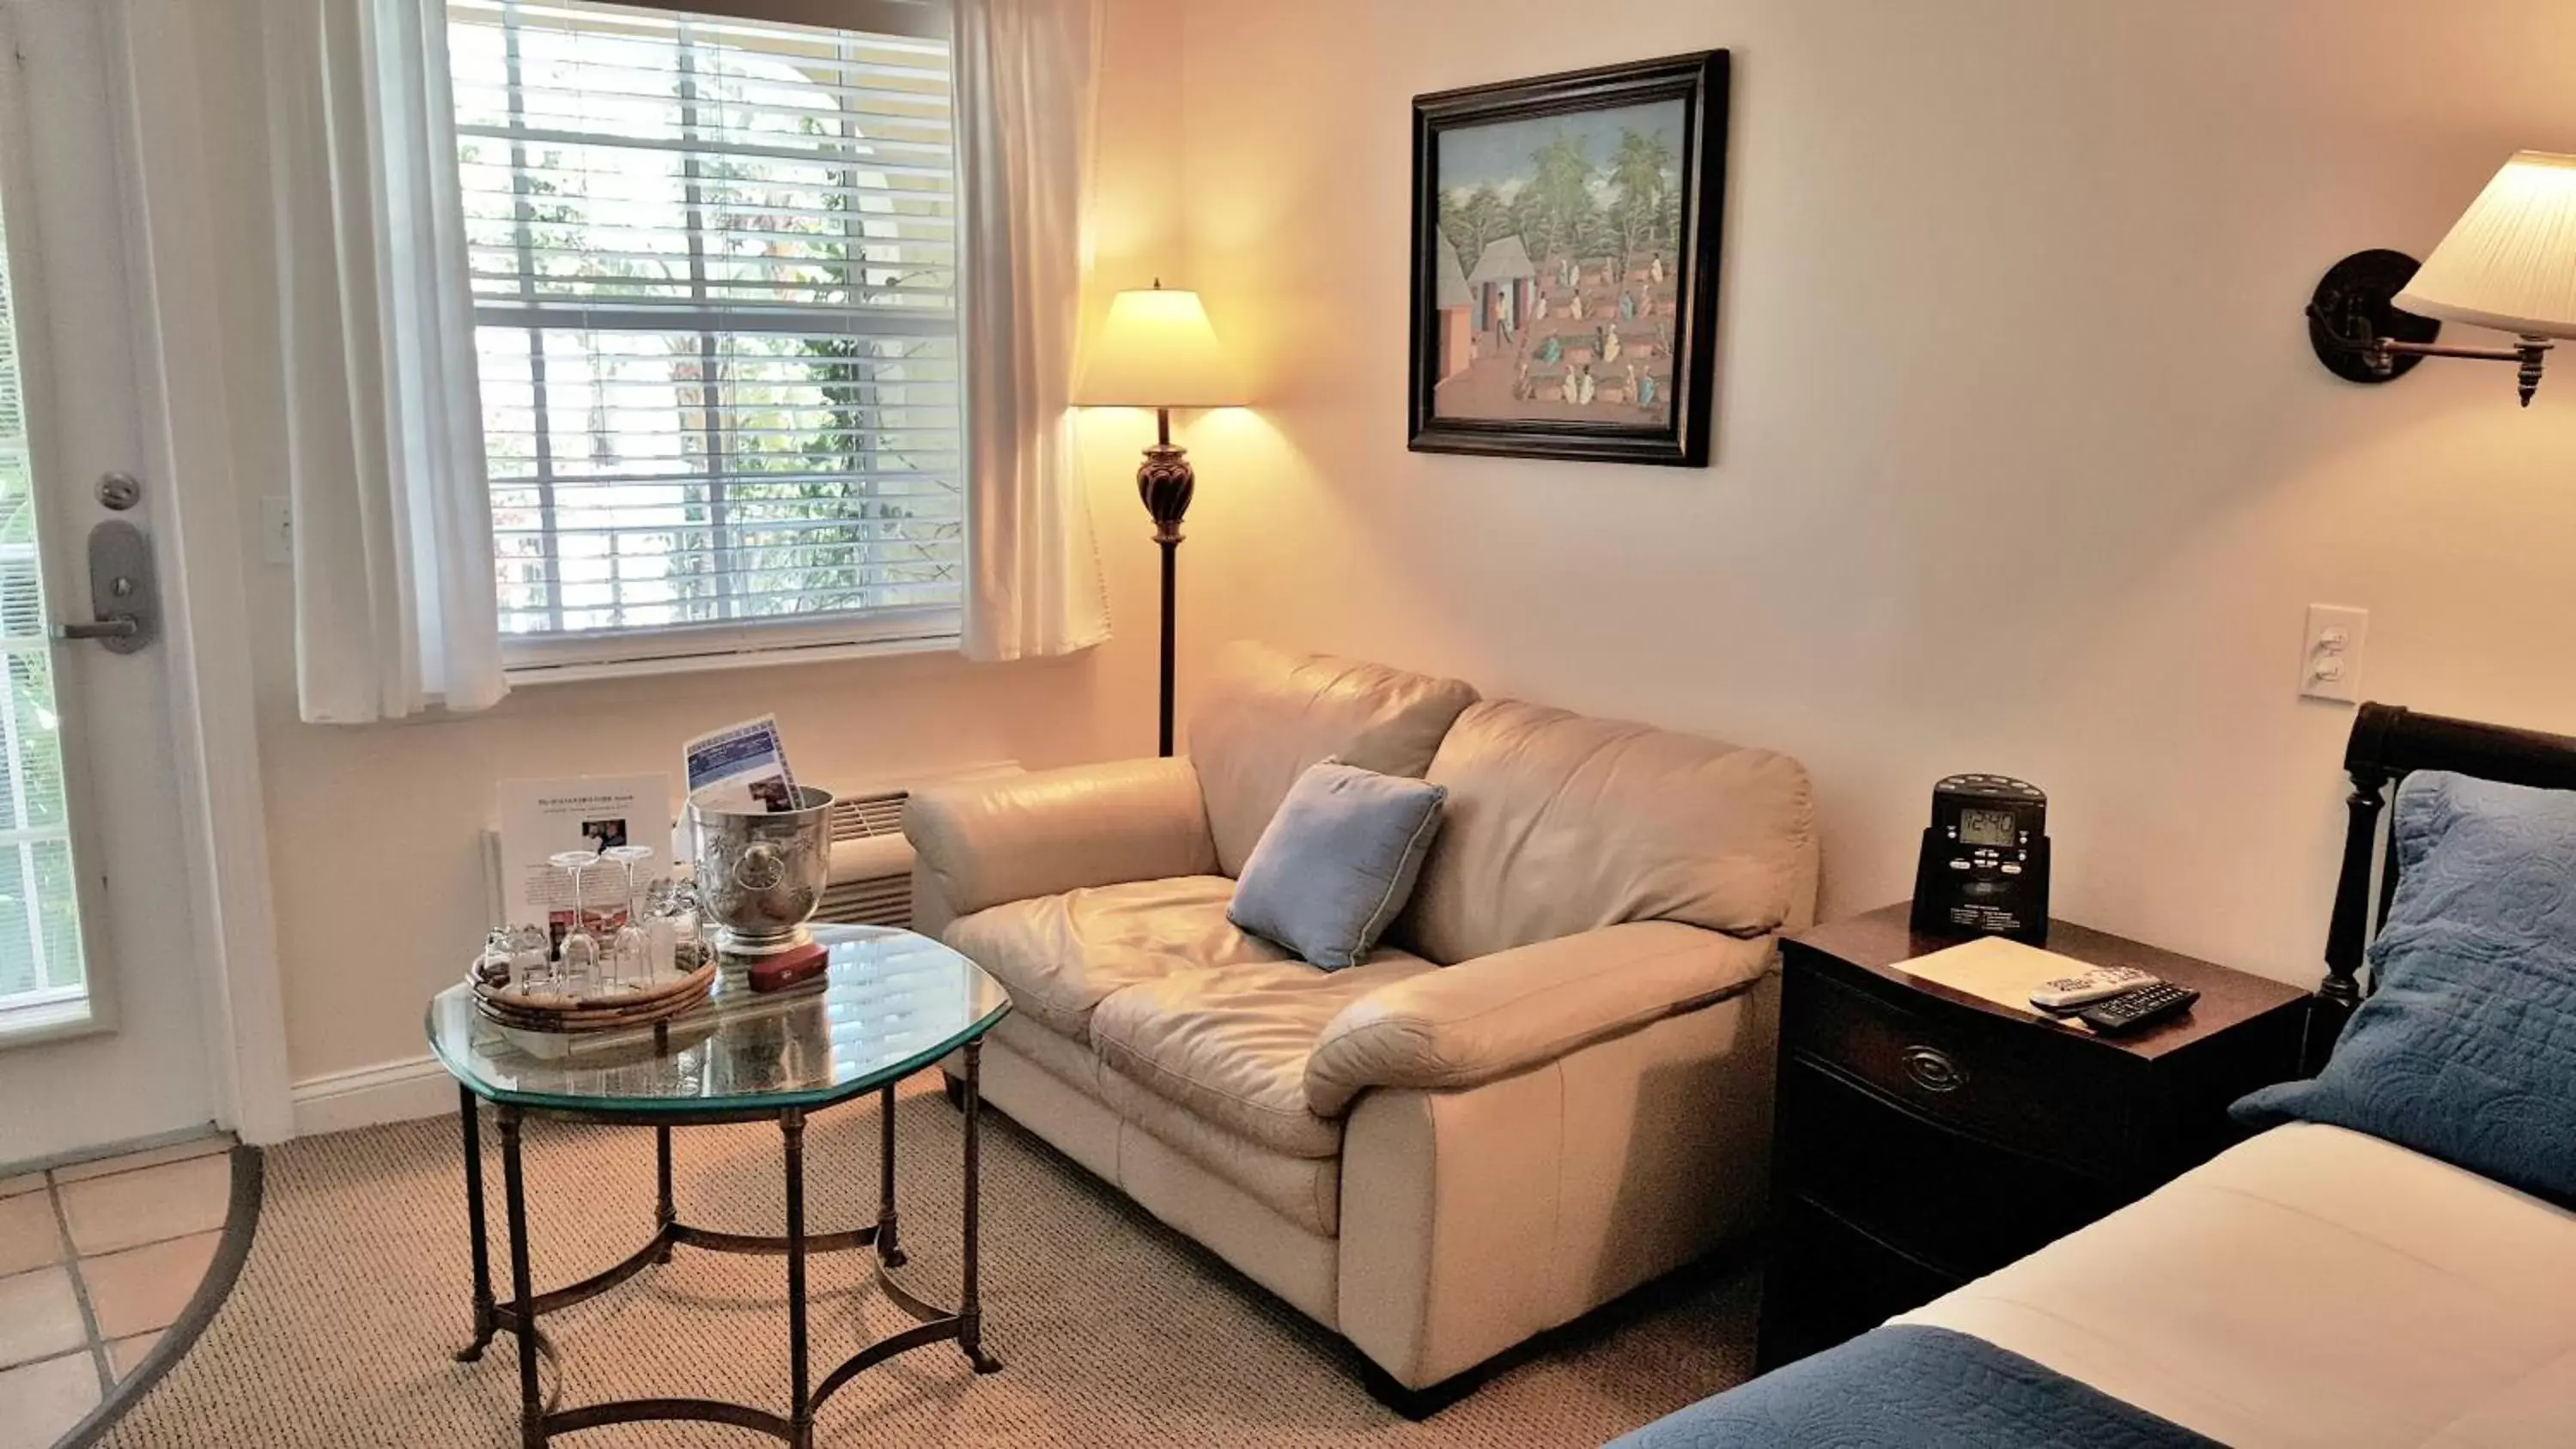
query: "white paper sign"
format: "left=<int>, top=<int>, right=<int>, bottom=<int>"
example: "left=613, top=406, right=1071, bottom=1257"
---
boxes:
left=495, top=774, right=672, bottom=940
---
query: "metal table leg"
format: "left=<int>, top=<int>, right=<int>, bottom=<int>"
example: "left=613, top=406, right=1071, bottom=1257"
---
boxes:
left=875, top=1082, right=903, bottom=1267
left=783, top=1107, right=811, bottom=1449
left=653, top=1020, right=675, bottom=1266
left=654, top=1125, right=675, bottom=1264
left=458, top=1086, right=496, bottom=1362
left=958, top=1040, right=1001, bottom=1373
left=453, top=1043, right=1005, bottom=1445
left=499, top=1105, right=545, bottom=1447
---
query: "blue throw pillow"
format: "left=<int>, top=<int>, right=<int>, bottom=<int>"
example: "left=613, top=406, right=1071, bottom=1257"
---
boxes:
left=1228, top=760, right=1447, bottom=969
left=2234, top=771, right=2576, bottom=1204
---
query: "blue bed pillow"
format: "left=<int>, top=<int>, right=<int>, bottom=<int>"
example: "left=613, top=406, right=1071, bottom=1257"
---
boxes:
left=1228, top=760, right=1446, bottom=969
left=2233, top=770, right=2576, bottom=1204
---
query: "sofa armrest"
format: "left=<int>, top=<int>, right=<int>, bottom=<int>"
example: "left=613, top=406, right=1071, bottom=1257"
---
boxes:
left=1336, top=976, right=1780, bottom=1388
left=904, top=757, right=1219, bottom=925
left=1303, top=920, right=1776, bottom=1116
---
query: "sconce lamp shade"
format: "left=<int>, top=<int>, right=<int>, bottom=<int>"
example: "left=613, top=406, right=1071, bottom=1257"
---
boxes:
left=1074, top=288, right=1245, bottom=408
left=2394, top=151, right=2576, bottom=339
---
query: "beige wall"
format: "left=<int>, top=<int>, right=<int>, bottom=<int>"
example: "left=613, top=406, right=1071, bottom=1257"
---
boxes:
left=178, top=0, right=1187, bottom=1083
left=1166, top=0, right=2576, bottom=986
left=163, top=0, right=2576, bottom=1089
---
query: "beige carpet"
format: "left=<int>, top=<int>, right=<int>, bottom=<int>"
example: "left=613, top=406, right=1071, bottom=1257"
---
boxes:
left=96, top=1082, right=1756, bottom=1446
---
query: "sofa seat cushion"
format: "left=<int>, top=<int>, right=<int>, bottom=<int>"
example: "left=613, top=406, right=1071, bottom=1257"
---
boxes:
left=1092, top=955, right=1437, bottom=1158
left=944, top=876, right=1296, bottom=1041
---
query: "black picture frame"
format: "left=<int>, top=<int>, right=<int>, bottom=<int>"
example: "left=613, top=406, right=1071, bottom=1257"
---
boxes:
left=1408, top=51, right=1728, bottom=468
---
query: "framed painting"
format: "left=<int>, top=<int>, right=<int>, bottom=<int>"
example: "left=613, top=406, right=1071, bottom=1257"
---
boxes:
left=1408, top=52, right=1728, bottom=467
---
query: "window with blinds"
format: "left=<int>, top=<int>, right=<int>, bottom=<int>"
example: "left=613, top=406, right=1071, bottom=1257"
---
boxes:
left=447, top=0, right=963, bottom=669
left=0, top=198, right=83, bottom=1022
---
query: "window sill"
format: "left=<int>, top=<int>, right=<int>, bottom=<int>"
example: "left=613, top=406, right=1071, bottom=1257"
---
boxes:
left=505, top=630, right=963, bottom=688
left=0, top=991, right=105, bottom=1050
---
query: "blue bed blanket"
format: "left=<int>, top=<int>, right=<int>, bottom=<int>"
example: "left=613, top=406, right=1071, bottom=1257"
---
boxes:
left=1607, top=1325, right=2221, bottom=1449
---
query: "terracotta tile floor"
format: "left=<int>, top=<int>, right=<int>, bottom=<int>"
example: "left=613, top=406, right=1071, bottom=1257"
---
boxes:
left=0, top=1136, right=233, bottom=1448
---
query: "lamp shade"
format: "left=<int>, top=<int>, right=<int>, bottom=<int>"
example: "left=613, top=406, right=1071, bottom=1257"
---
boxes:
left=2394, top=150, right=2576, bottom=340
left=1073, top=288, right=1244, bottom=408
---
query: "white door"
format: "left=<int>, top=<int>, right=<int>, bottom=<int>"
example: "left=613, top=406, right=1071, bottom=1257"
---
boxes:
left=0, top=0, right=213, bottom=1164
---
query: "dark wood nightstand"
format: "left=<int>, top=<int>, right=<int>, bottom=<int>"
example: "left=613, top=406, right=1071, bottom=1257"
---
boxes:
left=1753, top=903, right=2312, bottom=1371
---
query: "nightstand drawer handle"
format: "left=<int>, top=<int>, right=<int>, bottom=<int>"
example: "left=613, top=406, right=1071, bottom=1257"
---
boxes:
left=1902, top=1046, right=1968, bottom=1094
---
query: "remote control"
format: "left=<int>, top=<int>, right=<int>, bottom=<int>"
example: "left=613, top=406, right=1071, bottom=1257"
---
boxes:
left=2078, top=982, right=2201, bottom=1034
left=2027, top=965, right=2158, bottom=1011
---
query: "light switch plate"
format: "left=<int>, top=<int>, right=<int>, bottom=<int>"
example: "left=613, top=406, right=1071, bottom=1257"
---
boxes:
left=2300, top=603, right=2368, bottom=704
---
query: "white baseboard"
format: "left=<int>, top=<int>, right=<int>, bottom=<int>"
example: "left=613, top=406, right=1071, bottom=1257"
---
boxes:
left=290, top=1054, right=456, bottom=1137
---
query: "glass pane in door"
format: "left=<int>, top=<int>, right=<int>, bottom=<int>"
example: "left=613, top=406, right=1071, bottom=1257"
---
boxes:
left=0, top=192, right=82, bottom=1017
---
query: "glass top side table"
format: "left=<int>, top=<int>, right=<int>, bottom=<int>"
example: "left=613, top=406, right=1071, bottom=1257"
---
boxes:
left=426, top=925, right=1012, bottom=1449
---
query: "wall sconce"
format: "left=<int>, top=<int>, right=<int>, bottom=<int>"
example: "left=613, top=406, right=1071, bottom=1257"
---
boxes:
left=2308, top=150, right=2576, bottom=407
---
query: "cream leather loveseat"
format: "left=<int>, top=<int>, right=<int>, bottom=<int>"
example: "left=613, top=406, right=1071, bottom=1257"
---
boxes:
left=905, top=643, right=1816, bottom=1397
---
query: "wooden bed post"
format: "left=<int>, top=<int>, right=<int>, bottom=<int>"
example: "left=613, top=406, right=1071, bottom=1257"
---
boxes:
left=2313, top=764, right=2385, bottom=1068
left=2312, top=703, right=2406, bottom=1072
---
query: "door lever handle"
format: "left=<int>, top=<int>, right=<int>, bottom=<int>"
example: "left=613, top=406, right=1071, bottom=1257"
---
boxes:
left=55, top=616, right=141, bottom=642
left=64, top=521, right=156, bottom=653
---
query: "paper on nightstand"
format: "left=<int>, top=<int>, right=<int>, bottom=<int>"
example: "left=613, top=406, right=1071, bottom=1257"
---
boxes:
left=1900, top=936, right=2103, bottom=1020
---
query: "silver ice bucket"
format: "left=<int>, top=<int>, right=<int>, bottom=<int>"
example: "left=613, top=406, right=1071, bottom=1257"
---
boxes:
left=690, top=785, right=834, bottom=957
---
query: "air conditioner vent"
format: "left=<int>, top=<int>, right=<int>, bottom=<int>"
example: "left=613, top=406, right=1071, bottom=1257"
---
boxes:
left=807, top=763, right=1020, bottom=933
left=817, top=873, right=914, bottom=929
left=829, top=790, right=907, bottom=842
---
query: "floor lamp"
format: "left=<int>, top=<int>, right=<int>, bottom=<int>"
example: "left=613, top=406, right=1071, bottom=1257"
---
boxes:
left=1072, top=283, right=1243, bottom=756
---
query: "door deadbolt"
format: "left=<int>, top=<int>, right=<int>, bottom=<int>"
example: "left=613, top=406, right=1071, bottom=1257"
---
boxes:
left=95, top=472, right=141, bottom=511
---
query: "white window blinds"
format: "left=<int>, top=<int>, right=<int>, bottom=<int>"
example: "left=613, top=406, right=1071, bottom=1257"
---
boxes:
left=447, top=0, right=963, bottom=666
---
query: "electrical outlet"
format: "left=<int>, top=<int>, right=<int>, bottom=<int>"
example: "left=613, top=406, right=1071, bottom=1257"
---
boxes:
left=259, top=495, right=292, bottom=567
left=2300, top=603, right=2368, bottom=704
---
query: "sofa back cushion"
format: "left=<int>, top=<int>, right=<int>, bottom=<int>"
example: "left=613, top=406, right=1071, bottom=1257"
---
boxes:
left=1397, top=700, right=1816, bottom=965
left=1188, top=641, right=1479, bottom=877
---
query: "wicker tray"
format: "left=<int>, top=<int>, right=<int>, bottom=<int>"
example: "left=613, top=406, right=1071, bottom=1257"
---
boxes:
left=471, top=959, right=718, bottom=1034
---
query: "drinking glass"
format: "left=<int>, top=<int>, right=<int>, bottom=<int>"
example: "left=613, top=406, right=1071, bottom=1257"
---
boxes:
left=549, top=849, right=602, bottom=996
left=642, top=879, right=680, bottom=980
left=602, top=844, right=655, bottom=991
left=475, top=929, right=514, bottom=989
left=505, top=925, right=552, bottom=993
left=654, top=885, right=706, bottom=973
left=663, top=877, right=704, bottom=972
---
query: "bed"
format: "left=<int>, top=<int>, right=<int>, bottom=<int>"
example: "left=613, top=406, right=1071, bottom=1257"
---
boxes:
left=1614, top=703, right=2576, bottom=1449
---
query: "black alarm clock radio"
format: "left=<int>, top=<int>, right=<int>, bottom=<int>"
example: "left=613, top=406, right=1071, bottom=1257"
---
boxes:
left=1911, top=773, right=2050, bottom=944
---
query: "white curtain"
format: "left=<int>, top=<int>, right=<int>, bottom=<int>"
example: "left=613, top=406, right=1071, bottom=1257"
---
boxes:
left=954, top=0, right=1113, bottom=661
left=263, top=0, right=505, bottom=723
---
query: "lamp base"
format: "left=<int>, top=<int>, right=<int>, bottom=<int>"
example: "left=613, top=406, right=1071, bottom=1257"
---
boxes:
left=1137, top=434, right=1194, bottom=759
left=1139, top=442, right=1194, bottom=544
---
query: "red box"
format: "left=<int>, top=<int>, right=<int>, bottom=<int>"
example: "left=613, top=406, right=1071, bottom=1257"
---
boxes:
left=745, top=940, right=829, bottom=993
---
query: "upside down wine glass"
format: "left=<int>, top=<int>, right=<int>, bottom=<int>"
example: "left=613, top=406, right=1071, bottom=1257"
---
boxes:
left=549, top=849, right=602, bottom=997
left=602, top=844, right=656, bottom=992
